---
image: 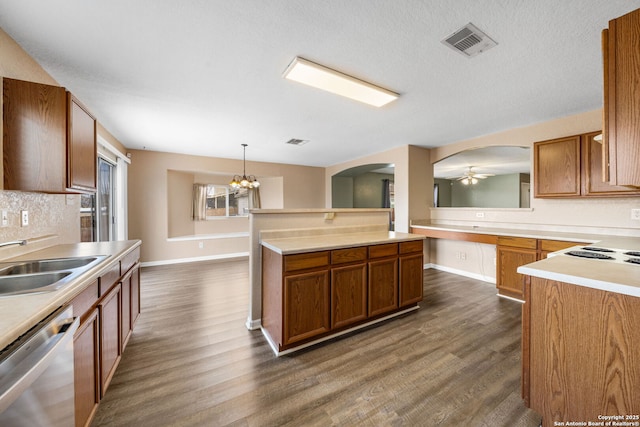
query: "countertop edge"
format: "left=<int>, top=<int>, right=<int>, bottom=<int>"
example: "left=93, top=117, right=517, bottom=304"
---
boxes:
left=410, top=223, right=600, bottom=243
left=261, top=232, right=425, bottom=255
left=517, top=261, right=640, bottom=298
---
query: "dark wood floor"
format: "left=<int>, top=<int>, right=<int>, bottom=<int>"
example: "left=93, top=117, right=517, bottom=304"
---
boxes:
left=92, top=260, right=542, bottom=427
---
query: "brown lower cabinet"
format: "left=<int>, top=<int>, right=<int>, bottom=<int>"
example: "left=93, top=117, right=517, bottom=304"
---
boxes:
left=73, top=308, right=100, bottom=427
left=99, top=282, right=122, bottom=396
left=262, top=239, right=424, bottom=353
left=497, top=238, right=587, bottom=301
left=71, top=248, right=140, bottom=427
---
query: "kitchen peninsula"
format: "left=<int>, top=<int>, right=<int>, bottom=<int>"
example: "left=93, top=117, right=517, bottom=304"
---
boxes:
left=517, top=241, right=640, bottom=426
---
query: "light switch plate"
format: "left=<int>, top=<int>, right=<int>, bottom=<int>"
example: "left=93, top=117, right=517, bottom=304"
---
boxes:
left=21, top=210, right=28, bottom=227
left=1, top=210, right=7, bottom=227
left=632, top=209, right=640, bottom=220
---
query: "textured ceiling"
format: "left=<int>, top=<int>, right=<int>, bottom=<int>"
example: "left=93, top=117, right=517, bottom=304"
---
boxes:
left=1, top=0, right=639, bottom=168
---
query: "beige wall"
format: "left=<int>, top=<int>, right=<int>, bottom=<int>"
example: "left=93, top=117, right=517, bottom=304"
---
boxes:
left=128, top=149, right=325, bottom=263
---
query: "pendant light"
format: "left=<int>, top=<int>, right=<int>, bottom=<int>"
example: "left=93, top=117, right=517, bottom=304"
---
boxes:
left=230, top=144, right=260, bottom=189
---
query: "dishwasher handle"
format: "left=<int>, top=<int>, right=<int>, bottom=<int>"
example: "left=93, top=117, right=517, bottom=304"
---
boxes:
left=0, top=312, right=79, bottom=414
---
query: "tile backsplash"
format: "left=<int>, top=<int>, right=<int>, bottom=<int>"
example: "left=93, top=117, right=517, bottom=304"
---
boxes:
left=0, top=191, right=79, bottom=259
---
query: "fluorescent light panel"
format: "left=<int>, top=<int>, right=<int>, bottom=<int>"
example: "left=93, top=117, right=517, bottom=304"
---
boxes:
left=283, top=57, right=399, bottom=107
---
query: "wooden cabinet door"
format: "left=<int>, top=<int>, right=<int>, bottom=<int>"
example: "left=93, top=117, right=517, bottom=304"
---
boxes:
left=74, top=308, right=100, bottom=427
left=283, top=270, right=330, bottom=345
left=67, top=94, right=97, bottom=192
left=120, top=270, right=132, bottom=350
left=496, top=246, right=536, bottom=300
left=99, top=283, right=121, bottom=397
left=399, top=254, right=423, bottom=307
left=2, top=78, right=67, bottom=192
left=331, top=263, right=367, bottom=329
left=533, top=136, right=581, bottom=198
left=368, top=258, right=398, bottom=317
left=130, top=264, right=141, bottom=328
left=604, top=8, right=640, bottom=187
left=583, top=131, right=640, bottom=196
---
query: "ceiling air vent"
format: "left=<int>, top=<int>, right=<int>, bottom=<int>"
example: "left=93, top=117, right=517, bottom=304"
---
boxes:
left=286, top=138, right=309, bottom=146
left=441, top=23, right=497, bottom=58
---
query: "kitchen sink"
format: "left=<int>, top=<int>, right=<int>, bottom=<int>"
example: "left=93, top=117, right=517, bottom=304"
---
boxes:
left=0, top=255, right=107, bottom=296
left=0, top=256, right=102, bottom=276
left=0, top=272, right=73, bottom=296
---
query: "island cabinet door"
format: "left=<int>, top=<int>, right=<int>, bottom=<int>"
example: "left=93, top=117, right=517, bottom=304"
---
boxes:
left=283, top=270, right=330, bottom=346
left=331, top=263, right=367, bottom=329
left=368, top=258, right=398, bottom=317
left=399, top=253, right=423, bottom=307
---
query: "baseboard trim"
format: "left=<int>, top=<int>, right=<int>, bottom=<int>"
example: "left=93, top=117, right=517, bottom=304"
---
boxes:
left=425, top=263, right=496, bottom=285
left=140, top=252, right=249, bottom=267
left=246, top=317, right=262, bottom=331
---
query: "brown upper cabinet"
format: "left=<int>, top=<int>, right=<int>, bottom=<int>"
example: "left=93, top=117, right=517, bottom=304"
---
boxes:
left=602, top=8, right=640, bottom=188
left=534, top=131, right=640, bottom=198
left=3, top=78, right=96, bottom=193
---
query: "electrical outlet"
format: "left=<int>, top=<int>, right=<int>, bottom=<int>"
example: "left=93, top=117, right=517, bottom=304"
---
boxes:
left=198, top=241, right=204, bottom=249
left=21, top=210, right=28, bottom=227
left=456, top=251, right=460, bottom=259
left=461, top=252, right=467, bottom=260
left=476, top=212, right=485, bottom=218
left=632, top=209, right=640, bottom=220
left=1, top=210, right=7, bottom=227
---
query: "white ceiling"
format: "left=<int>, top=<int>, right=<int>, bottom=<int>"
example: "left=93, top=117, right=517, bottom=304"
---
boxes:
left=1, top=1, right=639, bottom=168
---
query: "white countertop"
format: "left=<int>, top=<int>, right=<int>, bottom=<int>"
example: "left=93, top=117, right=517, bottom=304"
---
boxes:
left=0, top=240, right=141, bottom=350
left=518, top=250, right=640, bottom=298
left=411, top=221, right=640, bottom=298
left=261, top=231, right=425, bottom=255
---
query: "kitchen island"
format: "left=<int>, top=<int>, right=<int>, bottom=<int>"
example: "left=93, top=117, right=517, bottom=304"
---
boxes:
left=261, top=230, right=425, bottom=355
left=517, top=239, right=640, bottom=427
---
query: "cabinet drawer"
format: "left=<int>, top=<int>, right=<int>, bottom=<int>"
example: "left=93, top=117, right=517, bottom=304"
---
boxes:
left=70, top=280, right=99, bottom=320
left=331, top=247, right=367, bottom=265
left=99, top=263, right=120, bottom=296
left=497, top=236, right=537, bottom=250
left=539, top=239, right=585, bottom=252
left=121, top=247, right=140, bottom=275
left=284, top=251, right=329, bottom=273
left=399, top=240, right=423, bottom=254
left=368, top=243, right=398, bottom=259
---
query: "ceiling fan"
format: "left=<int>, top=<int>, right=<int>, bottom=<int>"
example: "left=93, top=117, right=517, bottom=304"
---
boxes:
left=456, top=167, right=494, bottom=185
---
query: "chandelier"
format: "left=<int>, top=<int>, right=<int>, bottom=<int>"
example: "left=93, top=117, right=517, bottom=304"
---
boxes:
left=230, top=144, right=260, bottom=189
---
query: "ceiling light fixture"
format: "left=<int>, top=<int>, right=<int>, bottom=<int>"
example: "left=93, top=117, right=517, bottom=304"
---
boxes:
left=461, top=177, right=479, bottom=185
left=230, top=144, right=260, bottom=189
left=282, top=57, right=399, bottom=107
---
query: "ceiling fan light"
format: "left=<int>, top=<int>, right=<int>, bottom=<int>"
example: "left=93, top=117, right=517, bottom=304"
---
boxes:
left=471, top=178, right=478, bottom=184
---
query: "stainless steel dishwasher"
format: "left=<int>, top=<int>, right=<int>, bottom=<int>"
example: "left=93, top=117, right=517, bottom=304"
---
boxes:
left=0, top=306, right=79, bottom=426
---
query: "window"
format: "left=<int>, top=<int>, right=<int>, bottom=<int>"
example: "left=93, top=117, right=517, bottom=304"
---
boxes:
left=206, top=185, right=249, bottom=218
left=80, top=157, right=116, bottom=241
